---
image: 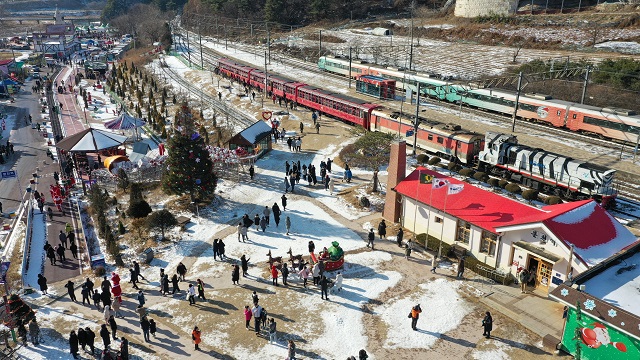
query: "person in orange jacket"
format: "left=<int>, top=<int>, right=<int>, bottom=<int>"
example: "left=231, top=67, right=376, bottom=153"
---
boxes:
left=271, top=265, right=279, bottom=287
left=192, top=326, right=201, bottom=351
left=410, top=304, right=422, bottom=331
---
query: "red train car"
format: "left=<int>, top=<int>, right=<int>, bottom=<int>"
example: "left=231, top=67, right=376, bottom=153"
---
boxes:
left=296, top=86, right=380, bottom=128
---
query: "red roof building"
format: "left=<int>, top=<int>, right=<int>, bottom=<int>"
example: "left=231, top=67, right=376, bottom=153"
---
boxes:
left=395, top=167, right=638, bottom=294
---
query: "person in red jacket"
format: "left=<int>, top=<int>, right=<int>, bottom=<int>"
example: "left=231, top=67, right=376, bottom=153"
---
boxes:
left=271, top=265, right=279, bottom=287
left=244, top=305, right=252, bottom=330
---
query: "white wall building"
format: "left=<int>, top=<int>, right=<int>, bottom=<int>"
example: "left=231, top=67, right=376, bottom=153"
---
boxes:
left=394, top=167, right=638, bottom=294
left=454, top=0, right=518, bottom=18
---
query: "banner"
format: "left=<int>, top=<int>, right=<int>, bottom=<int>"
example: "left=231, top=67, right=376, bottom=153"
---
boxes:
left=432, top=178, right=448, bottom=189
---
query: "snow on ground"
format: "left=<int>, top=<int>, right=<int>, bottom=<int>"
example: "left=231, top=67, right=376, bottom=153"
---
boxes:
left=380, top=278, right=472, bottom=349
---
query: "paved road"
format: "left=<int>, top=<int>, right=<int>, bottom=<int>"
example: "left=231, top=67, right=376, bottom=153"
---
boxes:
left=1, top=75, right=83, bottom=285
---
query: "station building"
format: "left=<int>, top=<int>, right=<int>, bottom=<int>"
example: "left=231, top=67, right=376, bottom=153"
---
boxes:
left=32, top=8, right=80, bottom=60
left=384, top=140, right=639, bottom=294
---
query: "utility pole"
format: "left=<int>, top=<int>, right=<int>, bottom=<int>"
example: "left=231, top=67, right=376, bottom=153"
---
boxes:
left=186, top=29, right=191, bottom=67
left=348, top=47, right=352, bottom=89
left=266, top=22, right=271, bottom=64
left=199, top=27, right=203, bottom=69
left=319, top=30, right=322, bottom=55
left=580, top=65, right=591, bottom=104
left=511, top=72, right=523, bottom=133
left=264, top=51, right=268, bottom=99
left=409, top=0, right=414, bottom=71
left=412, top=83, right=420, bottom=155
left=250, top=24, right=253, bottom=38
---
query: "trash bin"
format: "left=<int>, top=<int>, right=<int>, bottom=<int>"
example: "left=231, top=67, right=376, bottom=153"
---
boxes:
left=142, top=248, right=154, bottom=264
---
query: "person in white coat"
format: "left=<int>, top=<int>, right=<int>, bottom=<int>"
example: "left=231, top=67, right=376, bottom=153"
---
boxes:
left=103, top=305, right=112, bottom=323
left=328, top=177, right=335, bottom=195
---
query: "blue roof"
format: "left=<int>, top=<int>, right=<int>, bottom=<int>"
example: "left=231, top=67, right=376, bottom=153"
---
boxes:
left=359, top=75, right=388, bottom=81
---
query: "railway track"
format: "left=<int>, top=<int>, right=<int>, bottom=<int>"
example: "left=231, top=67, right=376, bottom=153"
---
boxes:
left=157, top=55, right=255, bottom=130
left=174, top=28, right=640, bottom=206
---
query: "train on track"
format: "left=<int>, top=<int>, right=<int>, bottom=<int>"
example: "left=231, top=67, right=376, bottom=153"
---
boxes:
left=215, top=58, right=618, bottom=206
left=478, top=132, right=617, bottom=207
left=318, top=56, right=640, bottom=145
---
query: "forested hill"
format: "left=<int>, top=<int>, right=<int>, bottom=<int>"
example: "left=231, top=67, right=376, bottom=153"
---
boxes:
left=103, top=0, right=426, bottom=25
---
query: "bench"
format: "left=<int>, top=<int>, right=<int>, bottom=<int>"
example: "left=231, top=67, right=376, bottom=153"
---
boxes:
left=176, top=216, right=191, bottom=230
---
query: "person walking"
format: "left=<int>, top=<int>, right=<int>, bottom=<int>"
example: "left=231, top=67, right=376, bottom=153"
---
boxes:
left=284, top=176, right=290, bottom=193
left=298, top=266, right=309, bottom=288
left=85, top=327, right=96, bottom=354
left=457, top=257, right=466, bottom=279
left=378, top=220, right=387, bottom=240
left=315, top=122, right=320, bottom=134
left=65, top=222, right=73, bottom=236
left=56, top=244, right=66, bottom=262
left=287, top=340, right=296, bottom=360
left=129, top=268, right=140, bottom=290
left=99, top=324, right=110, bottom=349
left=108, top=315, right=117, bottom=340
left=149, top=318, right=157, bottom=337
left=81, top=284, right=91, bottom=305
left=171, top=274, right=180, bottom=294
left=120, top=337, right=129, bottom=360
left=410, top=304, right=422, bottom=331
left=240, top=225, right=248, bottom=242
left=232, top=264, right=240, bottom=285
left=77, top=327, right=87, bottom=352
left=482, top=312, right=493, bottom=338
left=140, top=317, right=151, bottom=342
left=112, top=296, right=122, bottom=318
left=518, top=268, right=529, bottom=293
left=268, top=318, right=277, bottom=344
left=67, top=231, right=75, bottom=249
left=405, top=238, right=413, bottom=260
left=28, top=319, right=40, bottom=345
left=282, top=263, right=289, bottom=286
left=133, top=261, right=146, bottom=280
left=263, top=206, right=271, bottom=226
left=196, top=279, right=206, bottom=300
left=299, top=122, right=304, bottom=134
left=260, top=216, right=267, bottom=232
left=236, top=224, right=242, bottom=243
left=93, top=290, right=102, bottom=310
left=162, top=274, right=170, bottom=296
left=367, top=229, right=375, bottom=250
left=252, top=291, right=259, bottom=306
left=65, top=280, right=77, bottom=302
left=431, top=255, right=439, bottom=274
left=177, top=262, right=187, bottom=281
left=285, top=216, right=291, bottom=235
left=103, top=305, right=112, bottom=324
left=69, top=330, right=79, bottom=359
left=329, top=177, right=335, bottom=195
left=396, top=228, right=404, bottom=247
left=249, top=165, right=255, bottom=180
left=252, top=304, right=263, bottom=335
left=244, top=305, right=252, bottom=330
left=192, top=326, right=202, bottom=350
left=218, top=239, right=226, bottom=259
left=187, top=284, right=196, bottom=305
left=281, top=194, right=287, bottom=210
left=37, top=274, right=48, bottom=295
left=59, top=230, right=68, bottom=248
left=47, top=245, right=56, bottom=265
left=271, top=265, right=279, bottom=286
left=312, top=262, right=321, bottom=286
left=272, top=203, right=281, bottom=227
left=320, top=275, right=330, bottom=300
left=136, top=290, right=145, bottom=307
left=69, top=241, right=78, bottom=259
left=240, top=255, right=250, bottom=277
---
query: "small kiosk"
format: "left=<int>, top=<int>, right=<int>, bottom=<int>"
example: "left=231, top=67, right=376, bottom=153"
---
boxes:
left=227, top=121, right=273, bottom=158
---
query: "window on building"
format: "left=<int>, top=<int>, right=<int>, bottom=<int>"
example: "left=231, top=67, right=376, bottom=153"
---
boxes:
left=456, top=221, right=471, bottom=244
left=480, top=231, right=497, bottom=256
left=435, top=217, right=443, bottom=223
left=437, top=137, right=444, bottom=144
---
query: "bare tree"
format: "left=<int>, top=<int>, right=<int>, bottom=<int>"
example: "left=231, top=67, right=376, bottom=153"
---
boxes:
left=512, top=42, right=524, bottom=63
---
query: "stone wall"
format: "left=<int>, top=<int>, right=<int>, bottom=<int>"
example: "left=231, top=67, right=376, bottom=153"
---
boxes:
left=454, top=0, right=519, bottom=18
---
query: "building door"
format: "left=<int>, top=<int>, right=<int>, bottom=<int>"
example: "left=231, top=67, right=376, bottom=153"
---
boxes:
left=537, top=260, right=552, bottom=291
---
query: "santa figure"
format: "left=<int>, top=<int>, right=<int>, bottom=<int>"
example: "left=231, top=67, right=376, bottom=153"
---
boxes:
left=580, top=323, right=627, bottom=352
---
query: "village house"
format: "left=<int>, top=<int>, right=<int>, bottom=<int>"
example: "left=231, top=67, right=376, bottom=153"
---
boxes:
left=384, top=140, right=638, bottom=295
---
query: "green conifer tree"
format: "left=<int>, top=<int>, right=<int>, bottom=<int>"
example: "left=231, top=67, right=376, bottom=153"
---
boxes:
left=162, top=104, right=217, bottom=201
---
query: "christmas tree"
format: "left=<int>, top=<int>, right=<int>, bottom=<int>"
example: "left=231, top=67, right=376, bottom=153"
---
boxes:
left=5, top=294, right=36, bottom=327
left=163, top=103, right=217, bottom=201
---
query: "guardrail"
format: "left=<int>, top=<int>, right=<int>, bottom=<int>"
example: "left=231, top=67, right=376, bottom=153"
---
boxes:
left=475, top=264, right=513, bottom=286
left=20, top=195, right=34, bottom=289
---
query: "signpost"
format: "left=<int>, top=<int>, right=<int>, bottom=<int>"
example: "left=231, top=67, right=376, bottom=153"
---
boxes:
left=1, top=170, right=23, bottom=200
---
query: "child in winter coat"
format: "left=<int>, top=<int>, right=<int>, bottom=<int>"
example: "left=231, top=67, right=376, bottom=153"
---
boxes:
left=271, top=265, right=279, bottom=286
left=244, top=305, right=252, bottom=330
left=298, top=266, right=310, bottom=288
left=268, top=318, right=277, bottom=344
left=332, top=272, right=343, bottom=294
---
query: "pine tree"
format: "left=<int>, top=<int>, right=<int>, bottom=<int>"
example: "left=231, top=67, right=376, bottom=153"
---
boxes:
left=7, top=294, right=36, bottom=327
left=163, top=104, right=217, bottom=201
